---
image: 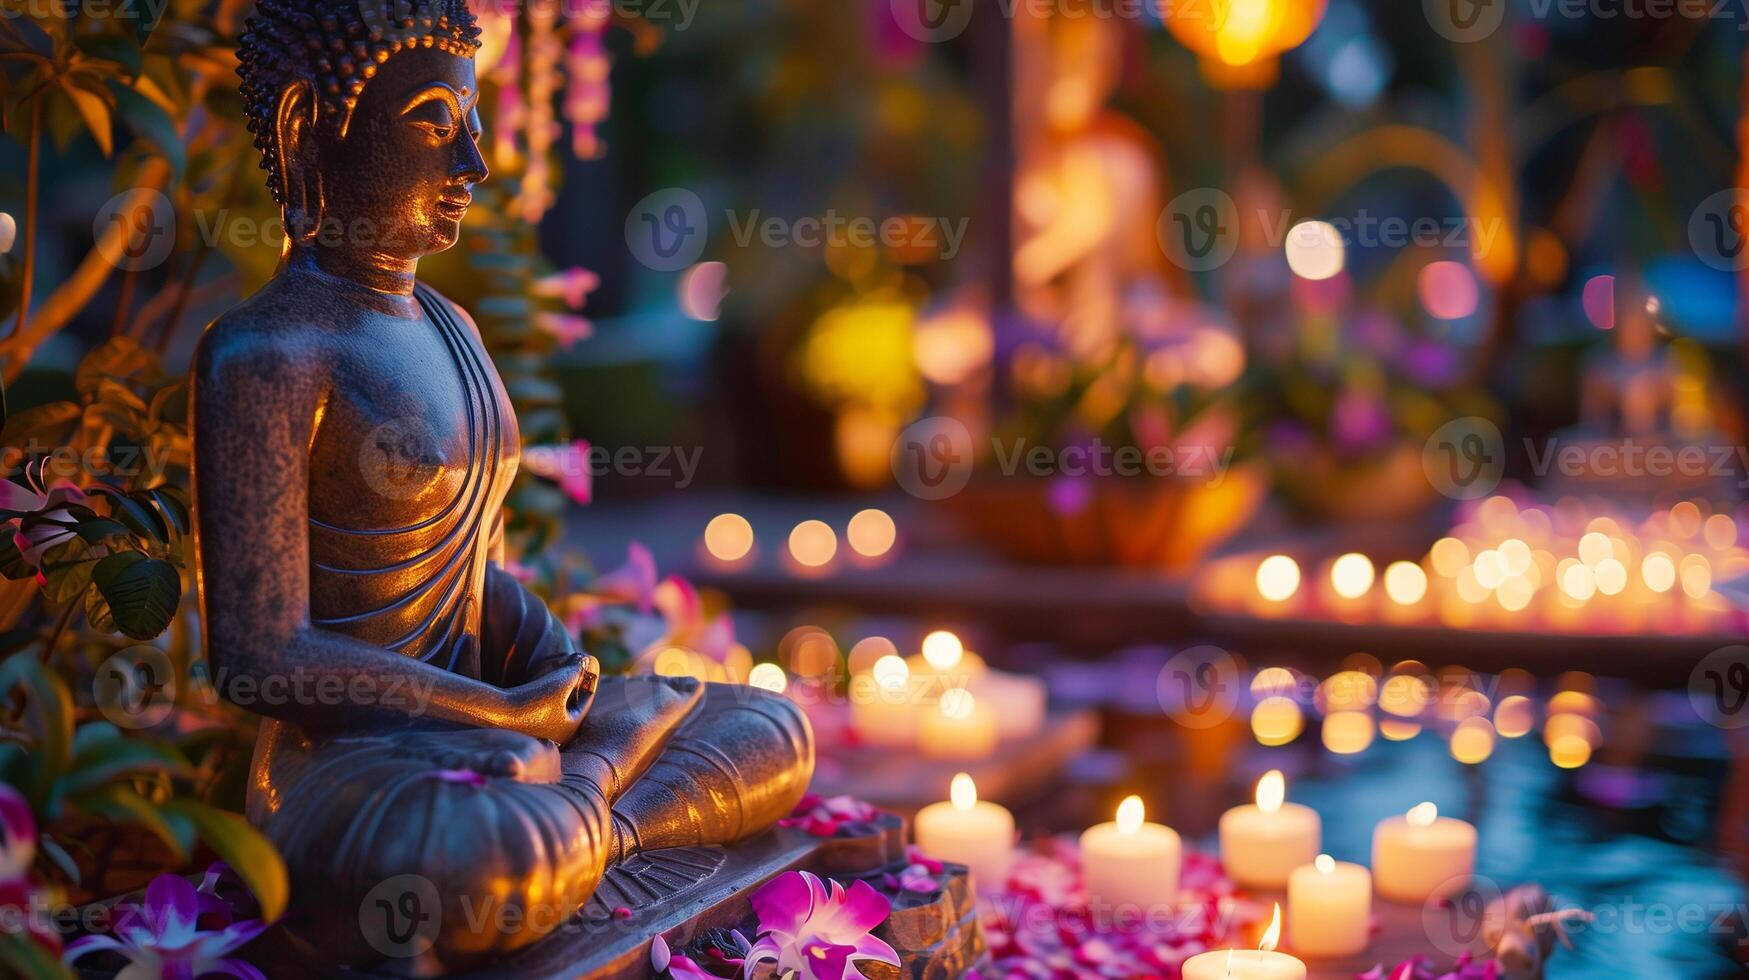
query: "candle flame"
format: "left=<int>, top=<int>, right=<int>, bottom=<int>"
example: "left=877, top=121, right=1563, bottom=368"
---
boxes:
left=1259, top=902, right=1282, bottom=952
left=1116, top=795, right=1144, bottom=835
left=951, top=772, right=976, bottom=811
left=1256, top=769, right=1285, bottom=814
left=939, top=687, right=976, bottom=720
left=922, top=630, right=964, bottom=671
left=872, top=654, right=909, bottom=690
left=1315, top=854, right=1335, bottom=874
left=1408, top=802, right=1438, bottom=827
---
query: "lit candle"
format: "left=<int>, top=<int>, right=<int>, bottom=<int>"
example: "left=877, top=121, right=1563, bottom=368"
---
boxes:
left=1219, top=770, right=1321, bottom=889
left=1079, top=796, right=1181, bottom=911
left=971, top=668, right=1047, bottom=741
left=919, top=688, right=999, bottom=760
left=1371, top=802, right=1476, bottom=902
left=912, top=773, right=1015, bottom=895
left=849, top=654, right=919, bottom=748
left=908, top=629, right=987, bottom=699
left=1286, top=855, right=1371, bottom=958
left=1182, top=904, right=1307, bottom=980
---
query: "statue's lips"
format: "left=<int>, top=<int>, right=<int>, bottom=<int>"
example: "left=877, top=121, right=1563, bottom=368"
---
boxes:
left=434, top=194, right=472, bottom=219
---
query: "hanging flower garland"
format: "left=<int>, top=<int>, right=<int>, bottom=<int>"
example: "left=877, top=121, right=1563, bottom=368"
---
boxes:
left=470, top=0, right=621, bottom=223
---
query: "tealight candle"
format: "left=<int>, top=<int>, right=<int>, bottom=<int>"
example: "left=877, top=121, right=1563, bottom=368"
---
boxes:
left=920, top=688, right=998, bottom=760
left=1371, top=802, right=1477, bottom=902
left=971, top=668, right=1047, bottom=741
left=1079, top=796, right=1181, bottom=911
left=849, top=655, right=919, bottom=748
left=1220, top=770, right=1321, bottom=889
left=1287, top=855, right=1371, bottom=958
left=912, top=773, right=1015, bottom=894
left=1182, top=905, right=1307, bottom=980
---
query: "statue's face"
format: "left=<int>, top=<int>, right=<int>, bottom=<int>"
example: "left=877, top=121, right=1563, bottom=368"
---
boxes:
left=318, top=46, right=488, bottom=260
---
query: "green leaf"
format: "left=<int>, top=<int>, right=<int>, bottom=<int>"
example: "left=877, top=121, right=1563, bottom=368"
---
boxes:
left=76, top=337, right=163, bottom=396
left=0, top=537, right=32, bottom=581
left=96, top=489, right=170, bottom=543
left=68, top=784, right=189, bottom=861
left=111, top=82, right=184, bottom=179
left=162, top=800, right=288, bottom=923
left=37, top=832, right=80, bottom=884
left=0, top=657, right=74, bottom=806
left=91, top=551, right=179, bottom=640
left=38, top=536, right=97, bottom=606
left=84, top=585, right=115, bottom=634
left=144, top=487, right=189, bottom=537
left=58, top=727, right=190, bottom=798
left=0, top=401, right=79, bottom=446
left=73, top=516, right=134, bottom=544
left=58, top=79, right=113, bottom=157
left=0, top=930, right=74, bottom=980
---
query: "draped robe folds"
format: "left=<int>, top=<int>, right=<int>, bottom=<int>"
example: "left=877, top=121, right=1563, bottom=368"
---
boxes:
left=241, top=284, right=813, bottom=970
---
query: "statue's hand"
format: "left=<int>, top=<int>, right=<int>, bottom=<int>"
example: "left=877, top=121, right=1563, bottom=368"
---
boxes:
left=505, top=653, right=598, bottom=743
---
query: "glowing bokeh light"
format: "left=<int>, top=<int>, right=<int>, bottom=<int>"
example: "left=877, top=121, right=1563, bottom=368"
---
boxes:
left=704, top=513, right=755, bottom=562
left=788, top=520, right=838, bottom=567
left=846, top=508, right=897, bottom=558
left=1285, top=221, right=1346, bottom=281
left=1257, top=555, right=1302, bottom=602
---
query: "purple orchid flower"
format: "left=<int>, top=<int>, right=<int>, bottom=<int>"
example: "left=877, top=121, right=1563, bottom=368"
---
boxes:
left=520, top=440, right=594, bottom=506
left=64, top=872, right=266, bottom=979
left=742, top=871, right=898, bottom=980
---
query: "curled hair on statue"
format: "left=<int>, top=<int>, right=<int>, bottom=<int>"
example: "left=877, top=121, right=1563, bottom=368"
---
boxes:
left=236, top=0, right=481, bottom=206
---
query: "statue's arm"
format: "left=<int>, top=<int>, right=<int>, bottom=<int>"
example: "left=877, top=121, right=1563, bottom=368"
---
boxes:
left=190, top=324, right=590, bottom=741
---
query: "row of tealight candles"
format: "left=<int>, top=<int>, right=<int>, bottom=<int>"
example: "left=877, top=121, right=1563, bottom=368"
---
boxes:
left=915, top=770, right=1478, bottom=978
left=847, top=631, right=1047, bottom=758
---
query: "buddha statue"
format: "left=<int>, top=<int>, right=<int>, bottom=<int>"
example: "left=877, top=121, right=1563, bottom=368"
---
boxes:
left=191, top=0, right=813, bottom=969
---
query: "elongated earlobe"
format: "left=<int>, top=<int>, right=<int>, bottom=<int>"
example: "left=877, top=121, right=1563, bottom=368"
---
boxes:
left=274, top=80, right=323, bottom=245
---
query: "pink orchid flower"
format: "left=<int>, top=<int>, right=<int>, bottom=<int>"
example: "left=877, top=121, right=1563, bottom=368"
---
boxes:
left=521, top=440, right=594, bottom=506
left=533, top=311, right=595, bottom=348
left=652, top=576, right=736, bottom=663
left=532, top=266, right=601, bottom=311
left=2, top=478, right=89, bottom=571
left=743, top=871, right=898, bottom=980
left=592, top=542, right=659, bottom=613
left=64, top=872, right=266, bottom=979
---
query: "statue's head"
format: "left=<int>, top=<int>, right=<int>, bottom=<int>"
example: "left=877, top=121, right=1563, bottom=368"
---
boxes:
left=238, top=0, right=487, bottom=263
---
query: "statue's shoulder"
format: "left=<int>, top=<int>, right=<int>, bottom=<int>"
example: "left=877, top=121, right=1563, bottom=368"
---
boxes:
left=195, top=280, right=331, bottom=390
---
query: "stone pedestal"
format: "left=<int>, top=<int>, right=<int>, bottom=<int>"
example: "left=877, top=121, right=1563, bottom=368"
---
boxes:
left=399, top=816, right=983, bottom=978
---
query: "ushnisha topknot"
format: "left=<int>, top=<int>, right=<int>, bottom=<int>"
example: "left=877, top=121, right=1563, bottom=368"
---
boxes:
left=236, top=0, right=482, bottom=203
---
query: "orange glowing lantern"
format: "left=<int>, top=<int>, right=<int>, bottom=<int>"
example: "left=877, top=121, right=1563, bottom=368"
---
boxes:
left=1161, top=0, right=1329, bottom=88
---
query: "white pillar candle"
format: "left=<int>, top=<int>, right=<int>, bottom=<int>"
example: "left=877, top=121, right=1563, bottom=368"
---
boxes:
left=1220, top=770, right=1321, bottom=889
left=912, top=773, right=1014, bottom=894
left=849, top=655, right=919, bottom=748
left=920, top=687, right=999, bottom=760
left=1182, top=905, right=1307, bottom=979
left=971, top=668, right=1047, bottom=740
left=1371, top=802, right=1477, bottom=902
left=1079, top=796, right=1181, bottom=911
left=1287, top=855, right=1371, bottom=958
